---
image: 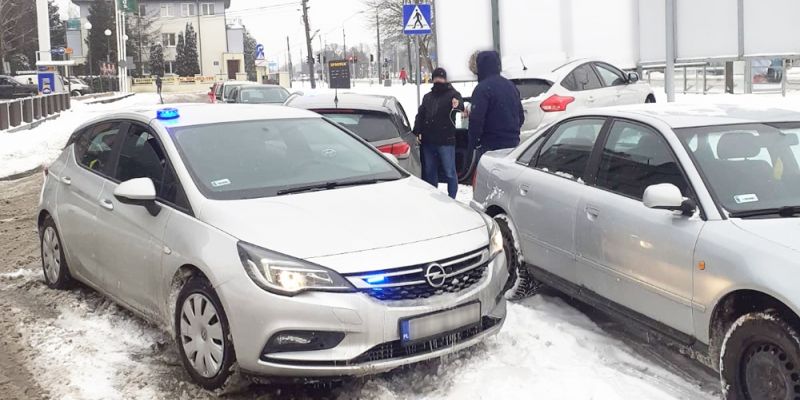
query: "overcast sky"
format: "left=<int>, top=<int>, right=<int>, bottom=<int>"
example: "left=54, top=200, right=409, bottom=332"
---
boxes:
left=55, top=0, right=377, bottom=64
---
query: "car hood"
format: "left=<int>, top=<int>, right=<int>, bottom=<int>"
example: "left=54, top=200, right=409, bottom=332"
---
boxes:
left=731, top=218, right=800, bottom=252
left=198, top=178, right=485, bottom=259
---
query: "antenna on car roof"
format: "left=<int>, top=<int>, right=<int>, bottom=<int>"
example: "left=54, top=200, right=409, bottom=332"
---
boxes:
left=520, top=57, right=528, bottom=71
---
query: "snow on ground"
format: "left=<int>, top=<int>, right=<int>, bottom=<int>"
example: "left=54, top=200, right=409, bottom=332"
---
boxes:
left=0, top=93, right=163, bottom=179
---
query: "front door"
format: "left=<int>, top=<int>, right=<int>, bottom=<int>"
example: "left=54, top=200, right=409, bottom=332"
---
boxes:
left=93, top=123, right=177, bottom=317
left=227, top=60, right=240, bottom=80
left=593, top=62, right=639, bottom=105
left=576, top=119, right=702, bottom=335
left=510, top=117, right=607, bottom=283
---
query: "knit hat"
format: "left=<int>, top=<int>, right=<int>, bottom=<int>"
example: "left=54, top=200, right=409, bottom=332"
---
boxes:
left=432, top=67, right=447, bottom=80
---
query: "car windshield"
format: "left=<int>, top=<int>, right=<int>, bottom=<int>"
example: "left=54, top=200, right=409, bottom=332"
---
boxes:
left=169, top=118, right=404, bottom=200
left=237, top=87, right=289, bottom=104
left=319, top=111, right=400, bottom=142
left=223, top=84, right=249, bottom=99
left=675, top=122, right=800, bottom=215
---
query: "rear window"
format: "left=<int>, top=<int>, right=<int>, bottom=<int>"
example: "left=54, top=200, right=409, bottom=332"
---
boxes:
left=319, top=111, right=401, bottom=142
left=511, top=79, right=553, bottom=100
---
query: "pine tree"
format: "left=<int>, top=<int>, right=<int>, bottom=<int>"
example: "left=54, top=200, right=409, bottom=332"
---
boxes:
left=48, top=0, right=65, bottom=50
left=148, top=43, right=164, bottom=77
left=175, top=31, right=185, bottom=76
left=85, top=0, right=117, bottom=74
left=127, top=5, right=159, bottom=77
left=183, top=23, right=200, bottom=76
left=243, top=26, right=257, bottom=81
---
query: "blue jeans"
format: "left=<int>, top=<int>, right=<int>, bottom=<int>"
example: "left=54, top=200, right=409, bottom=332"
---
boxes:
left=421, top=144, right=458, bottom=198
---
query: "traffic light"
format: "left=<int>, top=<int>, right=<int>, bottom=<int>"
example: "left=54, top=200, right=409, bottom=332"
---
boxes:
left=316, top=53, right=321, bottom=63
left=370, top=54, right=374, bottom=63
left=354, top=55, right=358, bottom=63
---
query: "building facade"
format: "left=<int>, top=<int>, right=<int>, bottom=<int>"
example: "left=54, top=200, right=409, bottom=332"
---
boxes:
left=71, top=0, right=244, bottom=79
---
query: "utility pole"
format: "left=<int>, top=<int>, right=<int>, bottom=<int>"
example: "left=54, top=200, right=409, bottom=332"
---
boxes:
left=286, top=36, right=293, bottom=85
left=376, top=9, right=381, bottom=81
left=300, top=0, right=316, bottom=88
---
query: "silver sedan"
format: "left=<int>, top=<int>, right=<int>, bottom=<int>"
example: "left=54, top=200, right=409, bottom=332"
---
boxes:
left=473, top=103, right=800, bottom=400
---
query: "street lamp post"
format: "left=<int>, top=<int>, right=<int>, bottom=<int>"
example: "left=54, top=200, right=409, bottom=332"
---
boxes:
left=104, top=28, right=112, bottom=91
left=84, top=22, right=93, bottom=81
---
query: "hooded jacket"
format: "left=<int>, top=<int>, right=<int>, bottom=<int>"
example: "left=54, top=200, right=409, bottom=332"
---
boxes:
left=467, top=51, right=524, bottom=150
left=413, top=82, right=464, bottom=146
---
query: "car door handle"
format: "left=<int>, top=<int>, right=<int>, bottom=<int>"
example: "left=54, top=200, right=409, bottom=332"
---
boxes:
left=519, top=184, right=531, bottom=196
left=99, top=198, right=114, bottom=211
left=586, top=96, right=595, bottom=103
left=585, top=205, right=600, bottom=220
left=61, top=176, right=72, bottom=185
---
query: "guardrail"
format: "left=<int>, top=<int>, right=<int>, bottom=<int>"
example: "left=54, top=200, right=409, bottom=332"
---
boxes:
left=0, top=93, right=71, bottom=132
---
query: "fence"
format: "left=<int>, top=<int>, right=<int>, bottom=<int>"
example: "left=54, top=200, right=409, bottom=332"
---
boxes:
left=0, top=93, right=72, bottom=131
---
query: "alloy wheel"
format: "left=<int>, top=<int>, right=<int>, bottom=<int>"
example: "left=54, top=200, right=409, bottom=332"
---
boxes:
left=180, top=293, right=225, bottom=378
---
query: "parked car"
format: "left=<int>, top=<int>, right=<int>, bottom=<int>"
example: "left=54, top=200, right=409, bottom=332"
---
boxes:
left=509, top=59, right=655, bottom=131
left=226, top=84, right=290, bottom=104
left=67, top=77, right=92, bottom=96
left=0, top=75, right=38, bottom=98
left=211, top=80, right=256, bottom=103
left=473, top=103, right=800, bottom=399
left=286, top=93, right=422, bottom=177
left=38, top=104, right=508, bottom=389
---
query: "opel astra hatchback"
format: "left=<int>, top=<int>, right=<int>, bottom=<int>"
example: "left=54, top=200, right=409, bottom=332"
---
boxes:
left=37, top=104, right=508, bottom=389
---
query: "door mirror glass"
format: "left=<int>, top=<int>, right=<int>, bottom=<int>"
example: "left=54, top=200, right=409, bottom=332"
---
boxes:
left=627, top=72, right=640, bottom=83
left=643, top=183, right=695, bottom=214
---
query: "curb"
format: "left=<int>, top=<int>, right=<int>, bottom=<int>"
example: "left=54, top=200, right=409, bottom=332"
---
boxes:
left=0, top=165, right=42, bottom=182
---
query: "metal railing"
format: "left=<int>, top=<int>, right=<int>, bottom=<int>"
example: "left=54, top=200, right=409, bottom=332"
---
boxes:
left=0, top=93, right=71, bottom=131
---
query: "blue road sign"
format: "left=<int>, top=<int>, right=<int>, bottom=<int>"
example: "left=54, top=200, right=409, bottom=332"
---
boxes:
left=255, top=44, right=265, bottom=60
left=403, top=4, right=432, bottom=35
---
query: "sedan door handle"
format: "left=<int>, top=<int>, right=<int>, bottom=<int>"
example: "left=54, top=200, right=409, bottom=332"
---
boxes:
left=61, top=176, right=72, bottom=185
left=99, top=198, right=114, bottom=211
left=519, top=184, right=531, bottom=196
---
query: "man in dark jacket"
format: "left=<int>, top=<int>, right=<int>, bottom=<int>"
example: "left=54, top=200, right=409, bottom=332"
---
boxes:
left=467, top=51, right=524, bottom=163
left=413, top=67, right=464, bottom=198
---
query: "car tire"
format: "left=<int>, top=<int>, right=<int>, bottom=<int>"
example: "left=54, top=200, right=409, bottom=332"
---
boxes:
left=71, top=90, right=82, bottom=97
left=645, top=94, right=656, bottom=103
left=494, top=214, right=541, bottom=300
left=720, top=311, right=800, bottom=400
left=175, top=277, right=237, bottom=390
left=40, top=216, right=73, bottom=289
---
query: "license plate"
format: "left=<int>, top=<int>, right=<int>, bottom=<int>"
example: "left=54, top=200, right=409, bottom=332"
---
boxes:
left=400, top=302, right=481, bottom=344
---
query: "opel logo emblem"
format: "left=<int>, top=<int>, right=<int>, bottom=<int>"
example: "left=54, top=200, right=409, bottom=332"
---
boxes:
left=424, top=263, right=447, bottom=288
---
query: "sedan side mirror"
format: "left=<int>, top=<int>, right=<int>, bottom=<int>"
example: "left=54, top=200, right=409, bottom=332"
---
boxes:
left=643, top=183, right=695, bottom=215
left=627, top=72, right=640, bottom=84
left=114, top=178, right=161, bottom=216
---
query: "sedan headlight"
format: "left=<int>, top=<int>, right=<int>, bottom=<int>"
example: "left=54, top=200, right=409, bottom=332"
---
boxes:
left=237, top=241, right=355, bottom=296
left=482, top=214, right=504, bottom=259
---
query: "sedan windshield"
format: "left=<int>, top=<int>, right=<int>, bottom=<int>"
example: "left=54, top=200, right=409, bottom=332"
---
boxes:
left=170, top=118, right=404, bottom=200
left=237, top=87, right=289, bottom=104
left=675, top=123, right=800, bottom=216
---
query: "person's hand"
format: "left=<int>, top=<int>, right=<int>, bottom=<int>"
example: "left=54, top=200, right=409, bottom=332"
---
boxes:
left=415, top=134, right=422, bottom=144
left=451, top=98, right=459, bottom=109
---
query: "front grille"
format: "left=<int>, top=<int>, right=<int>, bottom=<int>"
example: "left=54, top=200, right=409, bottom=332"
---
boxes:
left=344, top=248, right=489, bottom=301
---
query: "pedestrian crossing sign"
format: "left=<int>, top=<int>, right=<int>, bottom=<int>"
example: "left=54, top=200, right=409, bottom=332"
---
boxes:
left=403, top=4, right=432, bottom=35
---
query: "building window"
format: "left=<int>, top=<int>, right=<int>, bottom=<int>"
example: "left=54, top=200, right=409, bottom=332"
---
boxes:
left=181, top=3, right=197, bottom=17
left=166, top=61, right=175, bottom=74
left=201, top=3, right=215, bottom=15
left=162, top=33, right=176, bottom=47
left=160, top=3, right=176, bottom=17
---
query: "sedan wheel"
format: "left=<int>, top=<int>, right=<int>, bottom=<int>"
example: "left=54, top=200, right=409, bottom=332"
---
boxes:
left=494, top=214, right=541, bottom=300
left=40, top=216, right=72, bottom=289
left=175, top=277, right=236, bottom=390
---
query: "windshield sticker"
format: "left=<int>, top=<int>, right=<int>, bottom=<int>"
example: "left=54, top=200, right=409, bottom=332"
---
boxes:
left=211, top=179, right=231, bottom=188
left=734, top=194, right=759, bottom=204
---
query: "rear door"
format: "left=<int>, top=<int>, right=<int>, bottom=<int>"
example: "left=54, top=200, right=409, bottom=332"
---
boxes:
left=592, top=62, right=640, bottom=105
left=56, top=121, right=126, bottom=287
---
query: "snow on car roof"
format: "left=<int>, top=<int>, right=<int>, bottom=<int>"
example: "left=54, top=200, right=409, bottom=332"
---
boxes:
left=574, top=103, right=800, bottom=129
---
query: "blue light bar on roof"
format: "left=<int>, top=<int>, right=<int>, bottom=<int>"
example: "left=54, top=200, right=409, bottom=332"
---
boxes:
left=156, top=107, right=179, bottom=120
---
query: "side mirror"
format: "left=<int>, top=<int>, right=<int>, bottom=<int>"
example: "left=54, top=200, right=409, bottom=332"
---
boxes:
left=643, top=183, right=695, bottom=215
left=627, top=72, right=640, bottom=83
left=114, top=178, right=161, bottom=216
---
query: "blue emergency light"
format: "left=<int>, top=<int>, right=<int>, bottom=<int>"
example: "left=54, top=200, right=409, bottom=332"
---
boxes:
left=365, top=275, right=386, bottom=284
left=156, top=108, right=180, bottom=120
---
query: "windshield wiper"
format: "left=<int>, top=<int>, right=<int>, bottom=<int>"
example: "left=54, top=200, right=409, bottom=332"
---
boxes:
left=729, top=206, right=800, bottom=218
left=276, top=178, right=398, bottom=196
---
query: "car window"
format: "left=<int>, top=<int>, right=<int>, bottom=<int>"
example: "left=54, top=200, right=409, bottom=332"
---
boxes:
left=170, top=118, right=404, bottom=200
left=238, top=87, right=289, bottom=104
left=561, top=64, right=602, bottom=91
left=320, top=111, right=401, bottom=142
left=0, top=77, right=8, bottom=85
left=594, top=63, right=627, bottom=87
left=518, top=132, right=548, bottom=166
left=511, top=78, right=553, bottom=100
left=596, top=121, right=689, bottom=200
left=535, top=118, right=605, bottom=180
left=215, top=83, right=223, bottom=98
left=74, top=122, right=123, bottom=175
left=395, top=102, right=412, bottom=131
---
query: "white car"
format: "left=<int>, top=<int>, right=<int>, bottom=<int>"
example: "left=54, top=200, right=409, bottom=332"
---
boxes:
left=509, top=59, right=655, bottom=131
left=37, top=104, right=508, bottom=389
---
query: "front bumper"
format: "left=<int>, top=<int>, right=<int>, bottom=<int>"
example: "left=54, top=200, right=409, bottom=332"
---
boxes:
left=218, top=252, right=508, bottom=378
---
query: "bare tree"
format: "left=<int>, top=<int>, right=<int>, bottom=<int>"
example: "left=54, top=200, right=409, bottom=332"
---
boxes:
left=363, top=0, right=435, bottom=73
left=0, top=0, right=37, bottom=73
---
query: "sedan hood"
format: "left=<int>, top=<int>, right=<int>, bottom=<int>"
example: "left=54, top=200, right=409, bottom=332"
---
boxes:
left=731, top=218, right=800, bottom=252
left=198, top=178, right=485, bottom=259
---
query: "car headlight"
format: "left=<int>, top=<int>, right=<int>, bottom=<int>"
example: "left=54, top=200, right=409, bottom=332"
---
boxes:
left=481, top=214, right=504, bottom=259
left=237, top=241, right=355, bottom=296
